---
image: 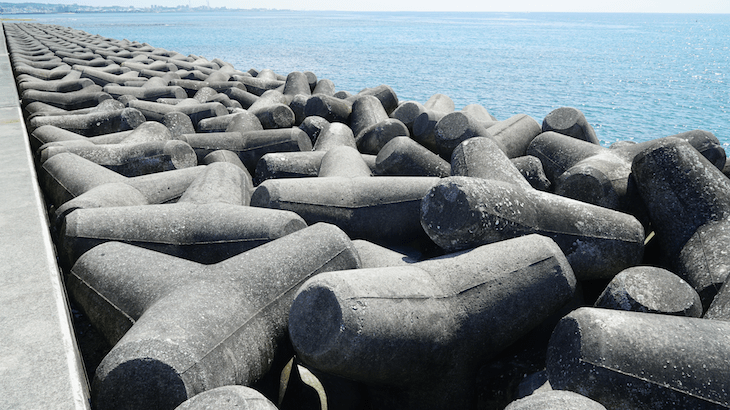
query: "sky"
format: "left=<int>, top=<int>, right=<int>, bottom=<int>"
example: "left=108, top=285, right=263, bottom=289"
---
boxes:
left=55, top=0, right=730, bottom=13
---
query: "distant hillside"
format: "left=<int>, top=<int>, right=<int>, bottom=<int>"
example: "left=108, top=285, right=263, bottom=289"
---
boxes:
left=0, top=2, right=231, bottom=14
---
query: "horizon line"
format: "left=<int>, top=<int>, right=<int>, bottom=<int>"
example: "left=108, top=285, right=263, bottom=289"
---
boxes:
left=2, top=8, right=729, bottom=14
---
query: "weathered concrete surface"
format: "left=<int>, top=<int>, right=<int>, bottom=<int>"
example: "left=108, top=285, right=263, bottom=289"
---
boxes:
left=511, top=155, right=551, bottom=191
left=527, top=130, right=725, bottom=223
left=420, top=176, right=644, bottom=280
left=594, top=266, right=702, bottom=317
left=547, top=307, right=730, bottom=409
left=541, top=107, right=599, bottom=144
left=39, top=139, right=198, bottom=177
left=351, top=239, right=420, bottom=268
left=632, top=137, right=730, bottom=308
left=40, top=152, right=205, bottom=208
left=289, top=234, right=576, bottom=409
left=319, top=145, right=372, bottom=178
left=0, top=22, right=90, bottom=410
left=504, top=390, right=607, bottom=410
left=174, top=385, right=278, bottom=410
left=450, top=136, right=531, bottom=189
left=59, top=202, right=307, bottom=265
left=69, top=223, right=361, bottom=410
left=375, top=136, right=450, bottom=177
left=251, top=175, right=440, bottom=245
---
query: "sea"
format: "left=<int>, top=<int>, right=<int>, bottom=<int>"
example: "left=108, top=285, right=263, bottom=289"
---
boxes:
left=3, top=11, right=729, bottom=147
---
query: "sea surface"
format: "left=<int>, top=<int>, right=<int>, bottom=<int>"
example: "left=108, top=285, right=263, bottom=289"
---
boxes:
left=4, top=11, right=729, bottom=147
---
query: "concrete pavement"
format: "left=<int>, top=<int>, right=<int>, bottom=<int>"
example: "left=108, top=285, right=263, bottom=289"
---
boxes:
left=0, top=22, right=90, bottom=410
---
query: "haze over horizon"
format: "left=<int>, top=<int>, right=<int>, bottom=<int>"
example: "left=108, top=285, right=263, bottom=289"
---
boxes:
left=31, top=0, right=730, bottom=13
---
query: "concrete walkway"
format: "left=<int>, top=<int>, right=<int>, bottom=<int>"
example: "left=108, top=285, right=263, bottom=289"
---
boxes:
left=0, top=23, right=90, bottom=409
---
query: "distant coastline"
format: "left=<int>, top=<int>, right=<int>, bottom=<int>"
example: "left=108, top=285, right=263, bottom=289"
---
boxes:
left=0, top=2, right=283, bottom=14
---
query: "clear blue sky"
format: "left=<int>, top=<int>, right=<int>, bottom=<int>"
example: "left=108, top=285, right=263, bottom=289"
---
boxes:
left=59, top=0, right=730, bottom=13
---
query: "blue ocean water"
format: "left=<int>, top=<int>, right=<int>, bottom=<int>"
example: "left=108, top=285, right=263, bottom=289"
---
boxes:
left=5, top=11, right=729, bottom=147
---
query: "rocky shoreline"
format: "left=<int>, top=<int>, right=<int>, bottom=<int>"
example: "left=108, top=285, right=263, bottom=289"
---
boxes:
left=4, top=21, right=730, bottom=410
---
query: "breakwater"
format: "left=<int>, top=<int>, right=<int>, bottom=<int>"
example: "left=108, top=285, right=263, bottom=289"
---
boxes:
left=4, top=20, right=730, bottom=410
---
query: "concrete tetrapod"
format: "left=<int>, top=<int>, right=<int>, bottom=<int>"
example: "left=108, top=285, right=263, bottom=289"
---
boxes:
left=176, top=160, right=253, bottom=205
left=432, top=112, right=539, bottom=161
left=191, top=86, right=222, bottom=103
left=594, top=266, right=702, bottom=317
left=103, top=84, right=187, bottom=101
left=389, top=100, right=427, bottom=135
left=173, top=386, right=278, bottom=410
left=289, top=94, right=309, bottom=121
left=461, top=104, right=498, bottom=122
left=511, top=155, right=551, bottom=191
left=450, top=136, right=551, bottom=193
left=486, top=114, right=542, bottom=158
left=28, top=106, right=145, bottom=136
left=57, top=162, right=298, bottom=265
left=224, top=111, right=265, bottom=134
left=77, top=65, right=141, bottom=86
left=541, top=106, right=599, bottom=144
left=251, top=175, right=440, bottom=245
left=118, top=120, right=173, bottom=144
left=52, top=182, right=150, bottom=233
left=424, top=93, right=455, bottom=112
left=547, top=307, right=730, bottom=409
left=254, top=151, right=327, bottom=183
left=304, top=94, right=352, bottom=123
left=27, top=99, right=126, bottom=126
left=68, top=223, right=361, bottom=410
left=40, top=152, right=205, bottom=208
left=374, top=136, right=451, bottom=177
left=254, top=122, right=372, bottom=182
left=420, top=176, right=644, bottom=280
left=410, top=93, right=455, bottom=152
left=30, top=124, right=90, bottom=152
left=197, top=110, right=261, bottom=133
left=179, top=128, right=312, bottom=174
left=351, top=239, right=419, bottom=268
left=526, top=130, right=725, bottom=220
left=170, top=79, right=246, bottom=98
left=247, top=90, right=296, bottom=129
left=202, top=150, right=249, bottom=173
left=21, top=85, right=112, bottom=110
left=440, top=137, right=643, bottom=279
left=312, top=77, right=335, bottom=95
left=224, top=86, right=259, bottom=109
left=312, top=122, right=356, bottom=151
left=504, top=391, right=607, bottom=410
left=299, top=115, right=331, bottom=144
left=450, top=136, right=533, bottom=189
left=412, top=109, right=447, bottom=152
left=40, top=139, right=198, bottom=177
left=282, top=71, right=311, bottom=97
left=162, top=111, right=196, bottom=138
left=59, top=195, right=306, bottom=265
left=254, top=150, right=378, bottom=184
left=318, top=146, right=372, bottom=178
left=237, top=73, right=285, bottom=96
left=350, top=84, right=398, bottom=113
left=13, top=62, right=72, bottom=80
left=17, top=76, right=95, bottom=94
left=350, top=95, right=409, bottom=154
left=127, top=100, right=227, bottom=127
left=631, top=137, right=730, bottom=308
left=289, top=234, right=576, bottom=409
left=433, top=111, right=497, bottom=159
left=705, top=280, right=730, bottom=321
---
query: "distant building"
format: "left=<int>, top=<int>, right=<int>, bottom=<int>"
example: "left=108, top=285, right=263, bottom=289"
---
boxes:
left=0, top=2, right=233, bottom=14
